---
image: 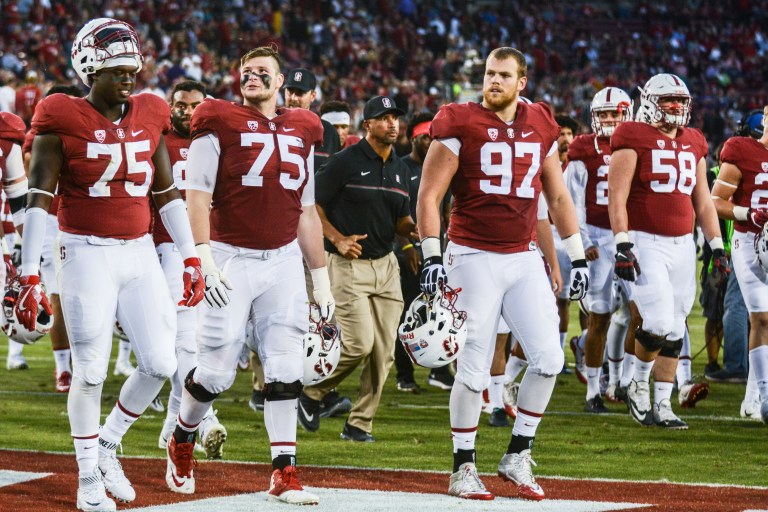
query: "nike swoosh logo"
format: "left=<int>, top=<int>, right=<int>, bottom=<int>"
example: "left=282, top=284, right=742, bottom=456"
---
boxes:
left=85, top=501, right=103, bottom=507
left=171, top=473, right=187, bottom=487
left=17, top=302, right=27, bottom=312
left=84, top=445, right=95, bottom=450
left=411, top=176, right=418, bottom=180
left=132, top=130, right=143, bottom=136
left=522, top=131, right=534, bottom=138
left=361, top=171, right=371, bottom=176
left=682, top=144, right=691, bottom=149
left=283, top=127, right=295, bottom=132
left=299, top=403, right=314, bottom=422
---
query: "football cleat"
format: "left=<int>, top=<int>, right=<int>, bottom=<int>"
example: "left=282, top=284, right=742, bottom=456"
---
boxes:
left=653, top=399, right=688, bottom=430
left=584, top=395, right=610, bottom=413
left=627, top=380, right=654, bottom=426
left=480, top=388, right=492, bottom=415
left=569, top=336, right=587, bottom=384
left=77, top=467, right=116, bottom=512
left=396, top=378, right=421, bottom=393
left=112, top=359, right=135, bottom=377
left=199, top=409, right=227, bottom=459
left=166, top=436, right=196, bottom=494
left=297, top=392, right=321, bottom=432
left=498, top=450, right=545, bottom=501
left=320, top=391, right=353, bottom=418
left=761, top=399, right=768, bottom=424
left=267, top=465, right=319, bottom=505
left=6, top=353, right=28, bottom=370
left=56, top=370, right=72, bottom=393
left=448, top=462, right=494, bottom=500
left=678, top=380, right=709, bottom=408
left=605, top=383, right=625, bottom=404
left=488, top=407, right=510, bottom=427
left=427, top=371, right=454, bottom=390
left=740, top=397, right=762, bottom=420
left=98, top=442, right=136, bottom=502
left=502, top=381, right=519, bottom=418
left=249, top=389, right=265, bottom=412
left=148, top=395, right=164, bottom=412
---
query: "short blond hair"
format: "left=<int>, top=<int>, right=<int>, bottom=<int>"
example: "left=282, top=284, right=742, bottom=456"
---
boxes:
left=488, top=47, right=527, bottom=79
left=240, top=44, right=281, bottom=73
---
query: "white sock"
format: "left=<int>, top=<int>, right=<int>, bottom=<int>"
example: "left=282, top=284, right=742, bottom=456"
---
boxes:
left=7, top=339, right=24, bottom=358
left=676, top=357, right=691, bottom=386
left=606, top=321, right=627, bottom=385
left=265, top=399, right=298, bottom=460
left=488, top=374, right=505, bottom=409
left=654, top=381, right=674, bottom=405
left=745, top=364, right=760, bottom=402
left=116, top=339, right=132, bottom=364
left=516, top=370, right=557, bottom=418
left=179, top=388, right=212, bottom=431
left=586, top=366, right=602, bottom=399
left=505, top=355, right=528, bottom=383
left=53, top=348, right=72, bottom=374
left=749, top=345, right=768, bottom=400
left=620, top=353, right=636, bottom=387
left=559, top=332, right=567, bottom=350
left=512, top=409, right=542, bottom=437
left=101, top=371, right=166, bottom=445
left=634, top=359, right=654, bottom=383
left=74, top=435, right=99, bottom=478
left=450, top=381, right=482, bottom=451
left=579, top=329, right=587, bottom=349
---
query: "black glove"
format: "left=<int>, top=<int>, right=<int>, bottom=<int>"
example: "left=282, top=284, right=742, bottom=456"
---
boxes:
left=710, top=248, right=730, bottom=289
left=614, top=242, right=641, bottom=281
left=420, top=256, right=447, bottom=295
left=568, top=259, right=589, bottom=301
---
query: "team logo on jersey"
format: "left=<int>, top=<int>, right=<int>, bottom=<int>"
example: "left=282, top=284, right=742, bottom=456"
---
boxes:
left=94, top=130, right=106, bottom=143
left=507, top=128, right=514, bottom=138
left=180, top=148, right=189, bottom=160
left=603, top=155, right=611, bottom=165
left=294, top=71, right=302, bottom=82
left=671, top=141, right=677, bottom=149
left=396, top=174, right=401, bottom=183
left=116, top=128, right=126, bottom=139
left=269, top=122, right=276, bottom=131
left=382, top=97, right=392, bottom=108
left=487, top=128, right=498, bottom=141
left=247, top=120, right=258, bottom=131
left=656, top=140, right=665, bottom=149
left=762, top=162, right=768, bottom=172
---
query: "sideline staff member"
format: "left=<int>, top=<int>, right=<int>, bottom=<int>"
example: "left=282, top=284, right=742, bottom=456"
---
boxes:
left=299, top=96, right=416, bottom=442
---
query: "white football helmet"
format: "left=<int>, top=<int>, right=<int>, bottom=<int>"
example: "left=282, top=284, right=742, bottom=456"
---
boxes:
left=2, top=277, right=54, bottom=345
left=590, top=87, right=633, bottom=137
left=71, top=18, right=143, bottom=87
left=398, top=285, right=467, bottom=369
left=755, top=224, right=768, bottom=273
left=636, top=73, right=691, bottom=127
left=302, top=304, right=341, bottom=385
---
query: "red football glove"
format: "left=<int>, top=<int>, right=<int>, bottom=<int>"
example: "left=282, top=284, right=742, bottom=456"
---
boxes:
left=748, top=208, right=768, bottom=229
left=15, top=275, right=53, bottom=331
left=3, top=254, right=15, bottom=282
left=179, top=257, right=205, bottom=307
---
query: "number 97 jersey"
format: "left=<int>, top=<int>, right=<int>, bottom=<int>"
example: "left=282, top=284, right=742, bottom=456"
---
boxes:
left=611, top=121, right=708, bottom=237
left=32, top=93, right=171, bottom=239
left=431, top=101, right=559, bottom=253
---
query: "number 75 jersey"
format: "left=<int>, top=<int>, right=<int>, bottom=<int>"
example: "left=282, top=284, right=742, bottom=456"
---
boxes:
left=611, top=121, right=708, bottom=237
left=430, top=101, right=559, bottom=253
left=32, top=93, right=171, bottom=239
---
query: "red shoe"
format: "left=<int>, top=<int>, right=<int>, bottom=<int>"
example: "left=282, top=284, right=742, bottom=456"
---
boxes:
left=165, top=436, right=196, bottom=494
left=268, top=466, right=319, bottom=505
left=55, top=371, right=72, bottom=393
left=678, top=381, right=709, bottom=409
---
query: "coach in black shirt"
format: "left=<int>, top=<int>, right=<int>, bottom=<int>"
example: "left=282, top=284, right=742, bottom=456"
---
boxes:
left=299, top=96, right=416, bottom=442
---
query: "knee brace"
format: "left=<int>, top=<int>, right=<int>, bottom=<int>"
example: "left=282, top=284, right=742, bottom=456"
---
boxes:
left=184, top=368, right=220, bottom=403
left=264, top=380, right=303, bottom=401
left=635, top=328, right=666, bottom=352
left=659, top=338, right=683, bottom=358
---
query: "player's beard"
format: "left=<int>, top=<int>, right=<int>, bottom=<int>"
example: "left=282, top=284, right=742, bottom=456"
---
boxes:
left=243, top=86, right=274, bottom=106
left=171, top=116, right=191, bottom=138
left=483, top=88, right=518, bottom=111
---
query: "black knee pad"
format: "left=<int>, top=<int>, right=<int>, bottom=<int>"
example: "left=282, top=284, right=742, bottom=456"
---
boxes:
left=635, top=328, right=666, bottom=352
left=659, top=338, right=683, bottom=358
left=264, top=380, right=303, bottom=401
left=184, top=368, right=220, bottom=402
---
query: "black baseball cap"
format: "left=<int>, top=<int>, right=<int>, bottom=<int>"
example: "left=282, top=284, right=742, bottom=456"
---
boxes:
left=363, top=95, right=406, bottom=120
left=284, top=68, right=316, bottom=92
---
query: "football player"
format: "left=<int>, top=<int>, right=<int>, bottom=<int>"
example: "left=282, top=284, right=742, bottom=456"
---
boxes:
left=166, top=45, right=332, bottom=505
left=155, top=80, right=227, bottom=458
left=710, top=105, right=768, bottom=423
left=417, top=47, right=588, bottom=502
left=19, top=18, right=205, bottom=511
left=608, top=73, right=727, bottom=430
left=565, top=87, right=633, bottom=412
left=0, top=111, right=30, bottom=371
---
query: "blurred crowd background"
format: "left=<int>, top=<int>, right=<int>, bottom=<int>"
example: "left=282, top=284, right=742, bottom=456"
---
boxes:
left=2, top=0, right=768, bottom=155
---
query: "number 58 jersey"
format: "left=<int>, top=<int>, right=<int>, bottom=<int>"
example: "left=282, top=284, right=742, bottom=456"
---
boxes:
left=430, top=101, right=559, bottom=253
left=611, top=121, right=708, bottom=237
left=32, top=93, right=171, bottom=239
left=190, top=99, right=323, bottom=250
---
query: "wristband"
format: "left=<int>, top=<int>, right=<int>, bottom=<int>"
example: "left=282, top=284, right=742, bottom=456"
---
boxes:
left=561, top=233, right=586, bottom=262
left=196, top=243, right=217, bottom=269
left=420, top=237, right=441, bottom=259
left=309, top=266, right=331, bottom=291
left=614, top=231, right=630, bottom=246
left=708, top=237, right=724, bottom=252
left=733, top=206, right=749, bottom=221
left=401, top=243, right=414, bottom=251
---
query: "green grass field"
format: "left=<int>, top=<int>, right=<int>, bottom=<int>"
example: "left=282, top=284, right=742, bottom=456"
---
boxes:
left=1, top=298, right=766, bottom=488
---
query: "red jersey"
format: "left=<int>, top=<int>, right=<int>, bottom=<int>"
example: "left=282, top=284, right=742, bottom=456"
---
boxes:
left=22, top=126, right=60, bottom=216
left=568, top=133, right=612, bottom=230
left=32, top=93, right=171, bottom=239
left=15, top=85, right=41, bottom=125
left=191, top=99, right=323, bottom=250
left=611, top=121, right=707, bottom=237
left=721, top=136, right=768, bottom=234
left=431, top=101, right=559, bottom=253
left=0, top=113, right=26, bottom=235
left=152, top=130, right=190, bottom=245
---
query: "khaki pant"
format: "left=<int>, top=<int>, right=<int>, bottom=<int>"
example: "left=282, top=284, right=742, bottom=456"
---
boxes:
left=304, top=251, right=403, bottom=433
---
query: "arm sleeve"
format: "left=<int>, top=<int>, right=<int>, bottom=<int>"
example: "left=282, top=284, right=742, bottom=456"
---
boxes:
left=20, top=207, right=47, bottom=276
left=437, top=138, right=461, bottom=156
left=159, top=198, right=197, bottom=260
left=565, top=160, right=591, bottom=245
left=301, top=145, right=316, bottom=206
left=537, top=193, right=549, bottom=220
left=185, top=134, right=220, bottom=194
